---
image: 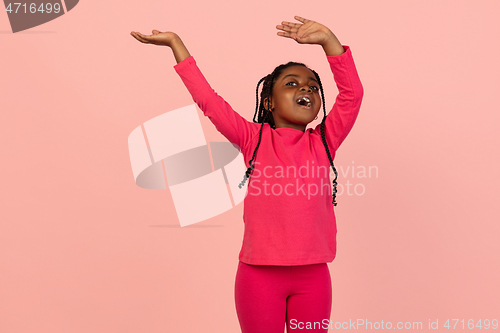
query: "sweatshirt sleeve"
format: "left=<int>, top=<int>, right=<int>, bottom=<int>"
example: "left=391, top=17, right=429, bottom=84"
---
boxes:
left=174, top=56, right=257, bottom=151
left=312, top=45, right=364, bottom=152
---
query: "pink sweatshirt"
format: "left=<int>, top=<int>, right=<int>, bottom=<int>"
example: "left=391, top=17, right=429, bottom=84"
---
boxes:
left=174, top=45, right=363, bottom=266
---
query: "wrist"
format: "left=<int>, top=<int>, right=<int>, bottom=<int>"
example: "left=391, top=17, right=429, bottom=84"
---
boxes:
left=169, top=35, right=191, bottom=64
left=320, top=30, right=336, bottom=45
left=321, top=33, right=344, bottom=56
left=168, top=34, right=182, bottom=47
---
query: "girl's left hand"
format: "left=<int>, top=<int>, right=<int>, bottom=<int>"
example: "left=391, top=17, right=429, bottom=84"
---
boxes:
left=276, top=16, right=336, bottom=46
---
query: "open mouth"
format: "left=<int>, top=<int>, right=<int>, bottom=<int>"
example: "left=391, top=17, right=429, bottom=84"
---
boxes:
left=296, top=96, right=312, bottom=108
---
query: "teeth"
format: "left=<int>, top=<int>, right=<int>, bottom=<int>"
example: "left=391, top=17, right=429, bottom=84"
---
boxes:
left=296, top=96, right=311, bottom=107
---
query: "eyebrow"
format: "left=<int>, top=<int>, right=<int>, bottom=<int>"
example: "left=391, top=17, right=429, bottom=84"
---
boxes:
left=281, top=74, right=318, bottom=84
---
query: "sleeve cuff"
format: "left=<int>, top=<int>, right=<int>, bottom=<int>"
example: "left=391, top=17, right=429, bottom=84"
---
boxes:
left=326, top=45, right=351, bottom=62
left=173, top=56, right=195, bottom=72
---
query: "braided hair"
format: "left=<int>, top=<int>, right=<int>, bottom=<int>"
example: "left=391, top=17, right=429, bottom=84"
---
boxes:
left=238, top=62, right=339, bottom=206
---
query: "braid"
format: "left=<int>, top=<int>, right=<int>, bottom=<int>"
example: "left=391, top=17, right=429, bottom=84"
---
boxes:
left=239, top=64, right=340, bottom=206
left=238, top=69, right=279, bottom=189
left=238, top=76, right=268, bottom=188
left=312, top=69, right=339, bottom=206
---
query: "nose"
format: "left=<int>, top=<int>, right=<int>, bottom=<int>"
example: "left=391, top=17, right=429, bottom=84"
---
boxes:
left=300, top=85, right=312, bottom=92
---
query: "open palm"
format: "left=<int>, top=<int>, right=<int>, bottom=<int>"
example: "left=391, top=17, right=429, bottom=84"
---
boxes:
left=130, top=30, right=178, bottom=47
left=276, top=16, right=334, bottom=46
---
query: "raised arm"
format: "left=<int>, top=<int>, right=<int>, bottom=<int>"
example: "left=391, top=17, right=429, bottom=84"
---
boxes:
left=319, top=45, right=364, bottom=151
left=276, top=16, right=364, bottom=151
left=130, top=30, right=257, bottom=150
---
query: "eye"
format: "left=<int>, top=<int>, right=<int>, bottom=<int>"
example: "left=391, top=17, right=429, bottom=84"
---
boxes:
left=286, top=82, right=297, bottom=86
left=311, top=86, right=319, bottom=91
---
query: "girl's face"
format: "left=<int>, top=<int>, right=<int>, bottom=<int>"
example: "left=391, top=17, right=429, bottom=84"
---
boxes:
left=265, top=65, right=321, bottom=132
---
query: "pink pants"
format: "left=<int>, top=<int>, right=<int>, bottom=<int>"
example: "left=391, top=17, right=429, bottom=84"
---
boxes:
left=234, top=261, right=332, bottom=333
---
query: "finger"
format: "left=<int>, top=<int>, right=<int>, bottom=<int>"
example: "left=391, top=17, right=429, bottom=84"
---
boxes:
left=131, top=32, right=151, bottom=44
left=281, top=21, right=301, bottom=29
left=138, top=32, right=155, bottom=40
left=130, top=31, right=144, bottom=42
left=136, top=32, right=151, bottom=38
left=276, top=24, right=297, bottom=33
left=294, top=15, right=309, bottom=23
left=152, top=29, right=161, bottom=35
left=277, top=31, right=298, bottom=41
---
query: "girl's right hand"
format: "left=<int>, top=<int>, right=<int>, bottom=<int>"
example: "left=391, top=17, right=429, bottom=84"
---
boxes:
left=131, top=29, right=191, bottom=64
left=130, top=30, right=179, bottom=47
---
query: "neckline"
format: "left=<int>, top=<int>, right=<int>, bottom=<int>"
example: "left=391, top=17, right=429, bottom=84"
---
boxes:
left=275, top=126, right=305, bottom=133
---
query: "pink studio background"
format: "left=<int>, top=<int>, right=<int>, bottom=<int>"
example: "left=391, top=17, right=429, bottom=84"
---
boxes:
left=1, top=1, right=499, bottom=332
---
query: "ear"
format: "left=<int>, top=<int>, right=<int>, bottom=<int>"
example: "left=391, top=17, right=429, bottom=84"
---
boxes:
left=264, top=97, right=273, bottom=112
